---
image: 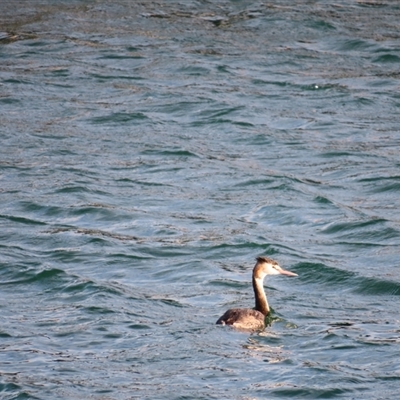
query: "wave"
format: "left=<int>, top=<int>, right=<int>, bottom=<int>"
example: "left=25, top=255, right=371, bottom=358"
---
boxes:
left=295, top=262, right=400, bottom=296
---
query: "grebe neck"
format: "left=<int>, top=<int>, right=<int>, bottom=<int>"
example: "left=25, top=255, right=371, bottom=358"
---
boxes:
left=252, top=275, right=269, bottom=315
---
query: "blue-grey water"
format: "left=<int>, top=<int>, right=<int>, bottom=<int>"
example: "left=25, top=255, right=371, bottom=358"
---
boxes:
left=1, top=1, right=400, bottom=399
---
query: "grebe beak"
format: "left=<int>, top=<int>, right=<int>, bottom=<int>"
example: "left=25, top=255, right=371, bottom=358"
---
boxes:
left=279, top=269, right=298, bottom=277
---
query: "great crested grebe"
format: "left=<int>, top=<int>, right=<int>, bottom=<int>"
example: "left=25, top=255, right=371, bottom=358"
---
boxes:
left=216, top=256, right=298, bottom=331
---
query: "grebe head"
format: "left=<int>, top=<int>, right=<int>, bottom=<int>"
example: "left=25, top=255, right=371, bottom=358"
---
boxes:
left=255, top=256, right=298, bottom=279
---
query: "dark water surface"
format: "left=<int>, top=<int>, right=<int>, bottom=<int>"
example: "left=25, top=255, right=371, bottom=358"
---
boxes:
left=1, top=1, right=400, bottom=398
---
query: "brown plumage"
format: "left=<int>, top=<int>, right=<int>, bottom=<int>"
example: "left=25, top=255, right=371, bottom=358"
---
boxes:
left=216, top=257, right=298, bottom=331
